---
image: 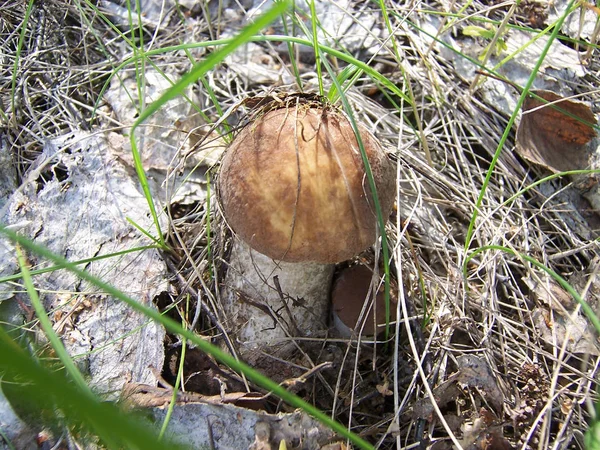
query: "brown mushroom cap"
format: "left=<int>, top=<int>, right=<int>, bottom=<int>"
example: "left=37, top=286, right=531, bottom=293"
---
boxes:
left=218, top=104, right=396, bottom=263
left=331, top=264, right=397, bottom=336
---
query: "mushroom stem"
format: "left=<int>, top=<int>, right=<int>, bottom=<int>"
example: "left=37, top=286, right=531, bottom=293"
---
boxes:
left=221, top=239, right=334, bottom=364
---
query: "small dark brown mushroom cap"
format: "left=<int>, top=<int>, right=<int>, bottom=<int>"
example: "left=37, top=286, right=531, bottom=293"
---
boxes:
left=218, top=105, right=395, bottom=263
left=331, top=264, right=397, bottom=336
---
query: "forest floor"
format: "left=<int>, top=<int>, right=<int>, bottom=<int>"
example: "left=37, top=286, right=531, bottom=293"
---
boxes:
left=1, top=0, right=600, bottom=449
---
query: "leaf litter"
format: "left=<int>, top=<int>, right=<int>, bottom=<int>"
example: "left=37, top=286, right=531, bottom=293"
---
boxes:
left=1, top=0, right=600, bottom=448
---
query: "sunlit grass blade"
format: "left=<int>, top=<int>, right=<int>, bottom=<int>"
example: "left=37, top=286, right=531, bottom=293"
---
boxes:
left=0, top=326, right=185, bottom=450
left=0, top=226, right=375, bottom=450
left=128, top=0, right=290, bottom=248
left=279, top=2, right=303, bottom=90
left=308, top=0, right=324, bottom=96
left=327, top=64, right=362, bottom=102
left=463, top=0, right=578, bottom=254
left=0, top=245, right=158, bottom=285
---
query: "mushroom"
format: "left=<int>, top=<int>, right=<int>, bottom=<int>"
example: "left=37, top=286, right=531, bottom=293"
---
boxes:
left=331, top=264, right=398, bottom=338
left=218, top=95, right=395, bottom=364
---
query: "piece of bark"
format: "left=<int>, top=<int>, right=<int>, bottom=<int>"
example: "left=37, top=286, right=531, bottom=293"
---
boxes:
left=0, top=132, right=166, bottom=399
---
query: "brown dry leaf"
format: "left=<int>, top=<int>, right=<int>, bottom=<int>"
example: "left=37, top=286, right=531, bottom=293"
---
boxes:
left=461, top=409, right=514, bottom=449
left=376, top=376, right=393, bottom=397
left=515, top=90, right=597, bottom=173
left=456, top=355, right=504, bottom=413
left=524, top=267, right=600, bottom=355
left=411, top=355, right=504, bottom=422
left=532, top=308, right=600, bottom=355
left=467, top=430, right=515, bottom=450
left=410, top=378, right=462, bottom=420
left=523, top=275, right=576, bottom=311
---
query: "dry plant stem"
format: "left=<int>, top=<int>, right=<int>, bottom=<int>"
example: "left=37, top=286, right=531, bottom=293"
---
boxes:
left=162, top=255, right=234, bottom=353
left=220, top=239, right=334, bottom=364
left=469, top=1, right=516, bottom=91
left=393, top=171, right=436, bottom=446
left=539, top=264, right=599, bottom=449
left=398, top=254, right=464, bottom=449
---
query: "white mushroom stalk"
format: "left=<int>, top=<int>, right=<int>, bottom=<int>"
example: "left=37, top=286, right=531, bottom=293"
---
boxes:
left=217, top=94, right=396, bottom=364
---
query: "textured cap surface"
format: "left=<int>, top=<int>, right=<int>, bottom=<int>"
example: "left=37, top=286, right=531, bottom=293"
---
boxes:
left=218, top=105, right=395, bottom=263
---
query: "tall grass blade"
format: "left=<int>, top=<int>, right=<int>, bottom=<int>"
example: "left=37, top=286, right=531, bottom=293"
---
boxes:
left=0, top=226, right=375, bottom=450
left=128, top=1, right=290, bottom=247
left=463, top=0, right=578, bottom=253
left=0, top=327, right=183, bottom=450
left=321, top=59, right=392, bottom=340
left=14, top=245, right=89, bottom=393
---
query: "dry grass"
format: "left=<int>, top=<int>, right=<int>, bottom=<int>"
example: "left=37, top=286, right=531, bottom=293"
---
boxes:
left=3, top=0, right=600, bottom=448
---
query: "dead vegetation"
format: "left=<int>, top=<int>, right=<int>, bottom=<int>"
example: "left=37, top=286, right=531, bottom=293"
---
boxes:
left=1, top=0, right=600, bottom=448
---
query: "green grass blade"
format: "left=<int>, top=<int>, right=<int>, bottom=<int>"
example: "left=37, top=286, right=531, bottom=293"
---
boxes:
left=378, top=1, right=432, bottom=165
left=0, top=245, right=158, bottom=285
left=463, top=0, right=578, bottom=254
left=0, top=327, right=185, bottom=450
left=97, top=35, right=410, bottom=119
left=0, top=426, right=17, bottom=450
left=465, top=245, right=600, bottom=334
left=497, top=169, right=600, bottom=210
left=14, top=245, right=89, bottom=393
left=279, top=2, right=304, bottom=90
left=327, top=64, right=361, bottom=102
left=0, top=226, right=375, bottom=450
left=127, top=217, right=163, bottom=246
left=321, top=59, right=392, bottom=340
left=587, top=414, right=600, bottom=449
left=159, top=336, right=185, bottom=440
left=130, top=2, right=289, bottom=130
left=10, top=0, right=35, bottom=118
left=128, top=1, right=290, bottom=248
left=308, top=0, right=324, bottom=96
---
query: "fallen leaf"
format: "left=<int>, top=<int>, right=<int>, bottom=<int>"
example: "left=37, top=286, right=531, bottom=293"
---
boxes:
left=376, top=376, right=393, bottom=396
left=410, top=355, right=504, bottom=422
left=457, top=355, right=505, bottom=413
left=532, top=308, right=600, bottom=355
left=461, top=410, right=514, bottom=449
left=410, top=379, right=461, bottom=421
left=515, top=90, right=597, bottom=173
left=523, top=275, right=575, bottom=311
